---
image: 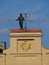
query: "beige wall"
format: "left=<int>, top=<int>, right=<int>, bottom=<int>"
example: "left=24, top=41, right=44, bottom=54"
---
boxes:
left=0, top=31, right=49, bottom=65
left=9, top=37, right=42, bottom=53
left=0, top=54, right=6, bottom=65
left=5, top=53, right=42, bottom=65
left=3, top=32, right=43, bottom=65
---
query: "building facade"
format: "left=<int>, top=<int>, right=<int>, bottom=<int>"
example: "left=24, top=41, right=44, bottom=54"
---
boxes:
left=0, top=41, right=6, bottom=50
left=0, top=29, right=49, bottom=65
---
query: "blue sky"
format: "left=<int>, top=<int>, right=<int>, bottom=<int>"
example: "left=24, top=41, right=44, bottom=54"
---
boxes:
left=0, top=0, right=49, bottom=48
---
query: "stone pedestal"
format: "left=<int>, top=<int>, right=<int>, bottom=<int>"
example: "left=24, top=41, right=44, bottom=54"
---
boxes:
left=3, top=29, right=42, bottom=65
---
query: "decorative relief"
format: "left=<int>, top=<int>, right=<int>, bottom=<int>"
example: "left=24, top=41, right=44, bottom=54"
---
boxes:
left=20, top=40, right=32, bottom=52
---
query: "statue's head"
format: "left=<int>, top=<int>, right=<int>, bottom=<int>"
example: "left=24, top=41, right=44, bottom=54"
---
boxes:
left=20, top=13, right=22, bottom=17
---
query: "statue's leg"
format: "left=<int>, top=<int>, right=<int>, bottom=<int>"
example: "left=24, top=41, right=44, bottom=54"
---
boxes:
left=19, top=21, right=23, bottom=29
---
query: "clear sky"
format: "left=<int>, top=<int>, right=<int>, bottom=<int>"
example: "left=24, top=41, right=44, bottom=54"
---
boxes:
left=0, top=0, right=49, bottom=48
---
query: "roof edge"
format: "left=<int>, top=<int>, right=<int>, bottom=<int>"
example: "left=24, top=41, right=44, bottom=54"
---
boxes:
left=10, top=29, right=42, bottom=33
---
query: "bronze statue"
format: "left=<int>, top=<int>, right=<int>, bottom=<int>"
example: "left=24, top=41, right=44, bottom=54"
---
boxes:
left=17, top=13, right=25, bottom=29
left=8, top=13, right=31, bottom=29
